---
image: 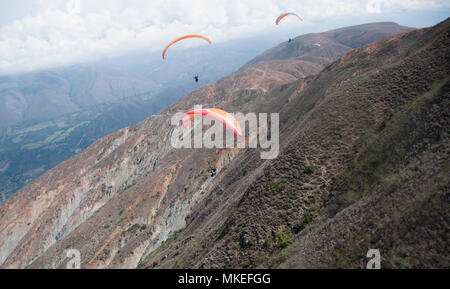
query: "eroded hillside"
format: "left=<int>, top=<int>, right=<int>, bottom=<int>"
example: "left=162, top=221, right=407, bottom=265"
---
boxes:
left=143, top=19, right=449, bottom=269
left=1, top=21, right=445, bottom=269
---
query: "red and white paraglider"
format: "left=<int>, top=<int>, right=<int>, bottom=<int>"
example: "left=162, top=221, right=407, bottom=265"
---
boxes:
left=180, top=108, right=242, bottom=137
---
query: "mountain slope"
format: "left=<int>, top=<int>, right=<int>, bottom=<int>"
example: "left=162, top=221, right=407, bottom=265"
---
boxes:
left=144, top=19, right=449, bottom=269
left=0, top=35, right=283, bottom=203
left=0, top=21, right=445, bottom=269
left=242, top=22, right=412, bottom=70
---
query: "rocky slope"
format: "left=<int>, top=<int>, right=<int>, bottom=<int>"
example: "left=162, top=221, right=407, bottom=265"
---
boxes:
left=1, top=21, right=446, bottom=269
left=144, top=19, right=449, bottom=269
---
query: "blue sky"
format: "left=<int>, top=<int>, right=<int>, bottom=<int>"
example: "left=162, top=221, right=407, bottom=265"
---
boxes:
left=0, top=0, right=449, bottom=75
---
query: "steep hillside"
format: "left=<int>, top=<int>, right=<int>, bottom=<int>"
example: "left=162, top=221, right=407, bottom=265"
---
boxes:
left=144, top=19, right=449, bottom=269
left=0, top=37, right=313, bottom=267
left=0, top=21, right=446, bottom=269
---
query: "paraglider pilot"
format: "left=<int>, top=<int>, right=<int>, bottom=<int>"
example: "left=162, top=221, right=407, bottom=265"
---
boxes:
left=288, top=38, right=292, bottom=43
left=194, top=75, right=199, bottom=82
left=210, top=168, right=217, bottom=177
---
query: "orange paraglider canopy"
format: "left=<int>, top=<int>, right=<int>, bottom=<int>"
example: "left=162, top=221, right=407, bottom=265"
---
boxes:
left=275, top=13, right=303, bottom=25
left=181, top=108, right=242, bottom=136
left=162, top=35, right=212, bottom=59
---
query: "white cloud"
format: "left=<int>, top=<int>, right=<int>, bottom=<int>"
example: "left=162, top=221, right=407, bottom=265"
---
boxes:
left=0, top=0, right=448, bottom=75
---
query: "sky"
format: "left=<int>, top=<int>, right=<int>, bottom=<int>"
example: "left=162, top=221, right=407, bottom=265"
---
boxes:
left=0, top=0, right=449, bottom=76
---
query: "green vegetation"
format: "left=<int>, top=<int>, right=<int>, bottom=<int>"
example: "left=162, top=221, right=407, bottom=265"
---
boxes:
left=262, top=180, right=286, bottom=196
left=303, top=165, right=316, bottom=175
left=7, top=121, right=56, bottom=136
left=160, top=229, right=183, bottom=250
left=274, top=232, right=292, bottom=249
left=45, top=122, right=89, bottom=144
left=127, top=224, right=141, bottom=234
left=332, top=78, right=449, bottom=214
left=122, top=223, right=148, bottom=236
left=43, top=130, right=65, bottom=143
left=21, top=143, right=42, bottom=150
left=319, top=78, right=449, bottom=267
left=0, top=115, right=96, bottom=201
left=264, top=231, right=292, bottom=250
left=16, top=121, right=90, bottom=150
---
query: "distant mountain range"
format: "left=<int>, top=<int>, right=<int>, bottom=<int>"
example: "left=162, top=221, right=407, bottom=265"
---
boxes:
left=242, top=22, right=412, bottom=68
left=0, top=65, right=156, bottom=127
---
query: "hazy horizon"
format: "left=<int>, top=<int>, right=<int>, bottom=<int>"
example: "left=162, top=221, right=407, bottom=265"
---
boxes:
left=0, top=0, right=449, bottom=76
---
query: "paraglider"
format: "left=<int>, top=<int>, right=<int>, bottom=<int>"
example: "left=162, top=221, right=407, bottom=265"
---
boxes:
left=162, top=34, right=212, bottom=82
left=275, top=13, right=303, bottom=25
left=181, top=108, right=243, bottom=137
left=162, top=34, right=212, bottom=59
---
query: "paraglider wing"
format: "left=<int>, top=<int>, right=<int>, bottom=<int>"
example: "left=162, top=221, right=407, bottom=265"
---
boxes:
left=162, top=35, right=212, bottom=59
left=275, top=13, right=303, bottom=25
left=181, top=108, right=243, bottom=136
